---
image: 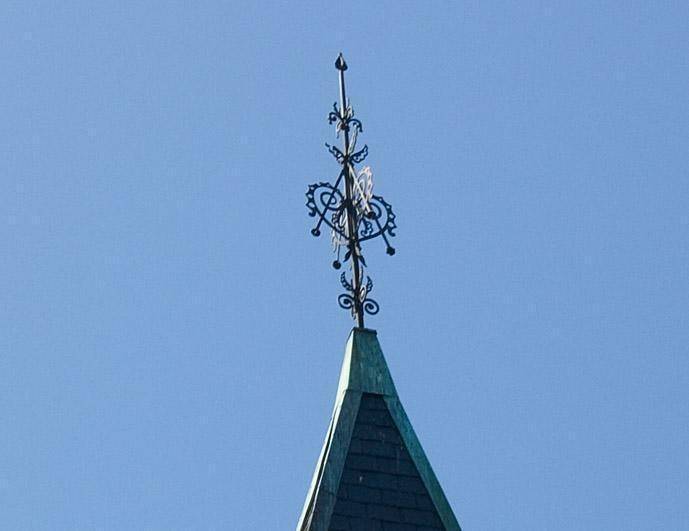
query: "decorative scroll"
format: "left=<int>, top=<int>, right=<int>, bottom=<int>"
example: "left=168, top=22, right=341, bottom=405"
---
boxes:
left=305, top=54, right=396, bottom=326
left=338, top=274, right=379, bottom=318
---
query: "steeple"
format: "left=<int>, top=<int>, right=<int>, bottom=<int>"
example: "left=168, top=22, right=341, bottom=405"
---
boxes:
left=299, top=57, right=461, bottom=530
left=297, top=330, right=461, bottom=530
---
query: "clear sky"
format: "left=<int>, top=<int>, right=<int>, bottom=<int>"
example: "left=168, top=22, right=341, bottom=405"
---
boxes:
left=2, top=2, right=688, bottom=530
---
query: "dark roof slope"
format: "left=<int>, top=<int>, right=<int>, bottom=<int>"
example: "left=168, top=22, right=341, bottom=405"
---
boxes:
left=330, top=393, right=444, bottom=530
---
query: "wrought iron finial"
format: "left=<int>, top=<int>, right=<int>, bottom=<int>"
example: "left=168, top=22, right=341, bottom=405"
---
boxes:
left=306, top=55, right=397, bottom=328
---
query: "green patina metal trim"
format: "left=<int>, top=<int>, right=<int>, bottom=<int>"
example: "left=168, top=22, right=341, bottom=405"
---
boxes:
left=297, top=328, right=462, bottom=530
left=336, top=328, right=397, bottom=397
left=385, top=395, right=462, bottom=531
left=297, top=390, right=362, bottom=530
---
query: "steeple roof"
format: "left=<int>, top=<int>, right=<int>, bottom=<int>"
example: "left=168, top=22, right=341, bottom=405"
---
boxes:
left=298, top=329, right=461, bottom=530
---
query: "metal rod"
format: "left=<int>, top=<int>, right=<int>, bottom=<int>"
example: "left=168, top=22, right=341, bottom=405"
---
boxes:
left=336, top=53, right=365, bottom=329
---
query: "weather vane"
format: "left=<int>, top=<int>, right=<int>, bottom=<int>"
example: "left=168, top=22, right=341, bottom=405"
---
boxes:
left=306, top=53, right=397, bottom=328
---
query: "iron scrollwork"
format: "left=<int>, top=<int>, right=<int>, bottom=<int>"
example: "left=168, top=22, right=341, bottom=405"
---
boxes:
left=305, top=54, right=396, bottom=326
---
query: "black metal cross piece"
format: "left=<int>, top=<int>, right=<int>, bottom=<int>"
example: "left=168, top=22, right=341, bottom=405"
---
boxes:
left=306, top=53, right=397, bottom=328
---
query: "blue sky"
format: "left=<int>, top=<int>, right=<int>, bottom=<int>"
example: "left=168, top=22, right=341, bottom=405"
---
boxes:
left=1, top=2, right=688, bottom=529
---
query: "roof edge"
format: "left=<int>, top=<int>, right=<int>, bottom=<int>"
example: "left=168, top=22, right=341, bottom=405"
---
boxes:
left=297, top=390, right=362, bottom=530
left=385, top=395, right=462, bottom=531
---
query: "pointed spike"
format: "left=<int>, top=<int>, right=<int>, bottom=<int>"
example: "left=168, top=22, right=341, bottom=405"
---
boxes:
left=335, top=53, right=348, bottom=71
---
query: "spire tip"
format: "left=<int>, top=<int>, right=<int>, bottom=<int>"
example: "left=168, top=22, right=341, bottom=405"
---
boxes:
left=335, top=53, right=348, bottom=71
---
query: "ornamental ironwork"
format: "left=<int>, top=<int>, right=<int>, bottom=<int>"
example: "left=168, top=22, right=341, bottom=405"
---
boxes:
left=306, top=54, right=397, bottom=328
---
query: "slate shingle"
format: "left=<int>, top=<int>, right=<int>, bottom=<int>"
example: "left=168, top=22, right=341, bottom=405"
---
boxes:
left=329, top=394, right=445, bottom=530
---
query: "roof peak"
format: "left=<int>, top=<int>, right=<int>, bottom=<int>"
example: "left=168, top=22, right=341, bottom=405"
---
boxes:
left=297, top=331, right=461, bottom=530
left=336, top=328, right=397, bottom=398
